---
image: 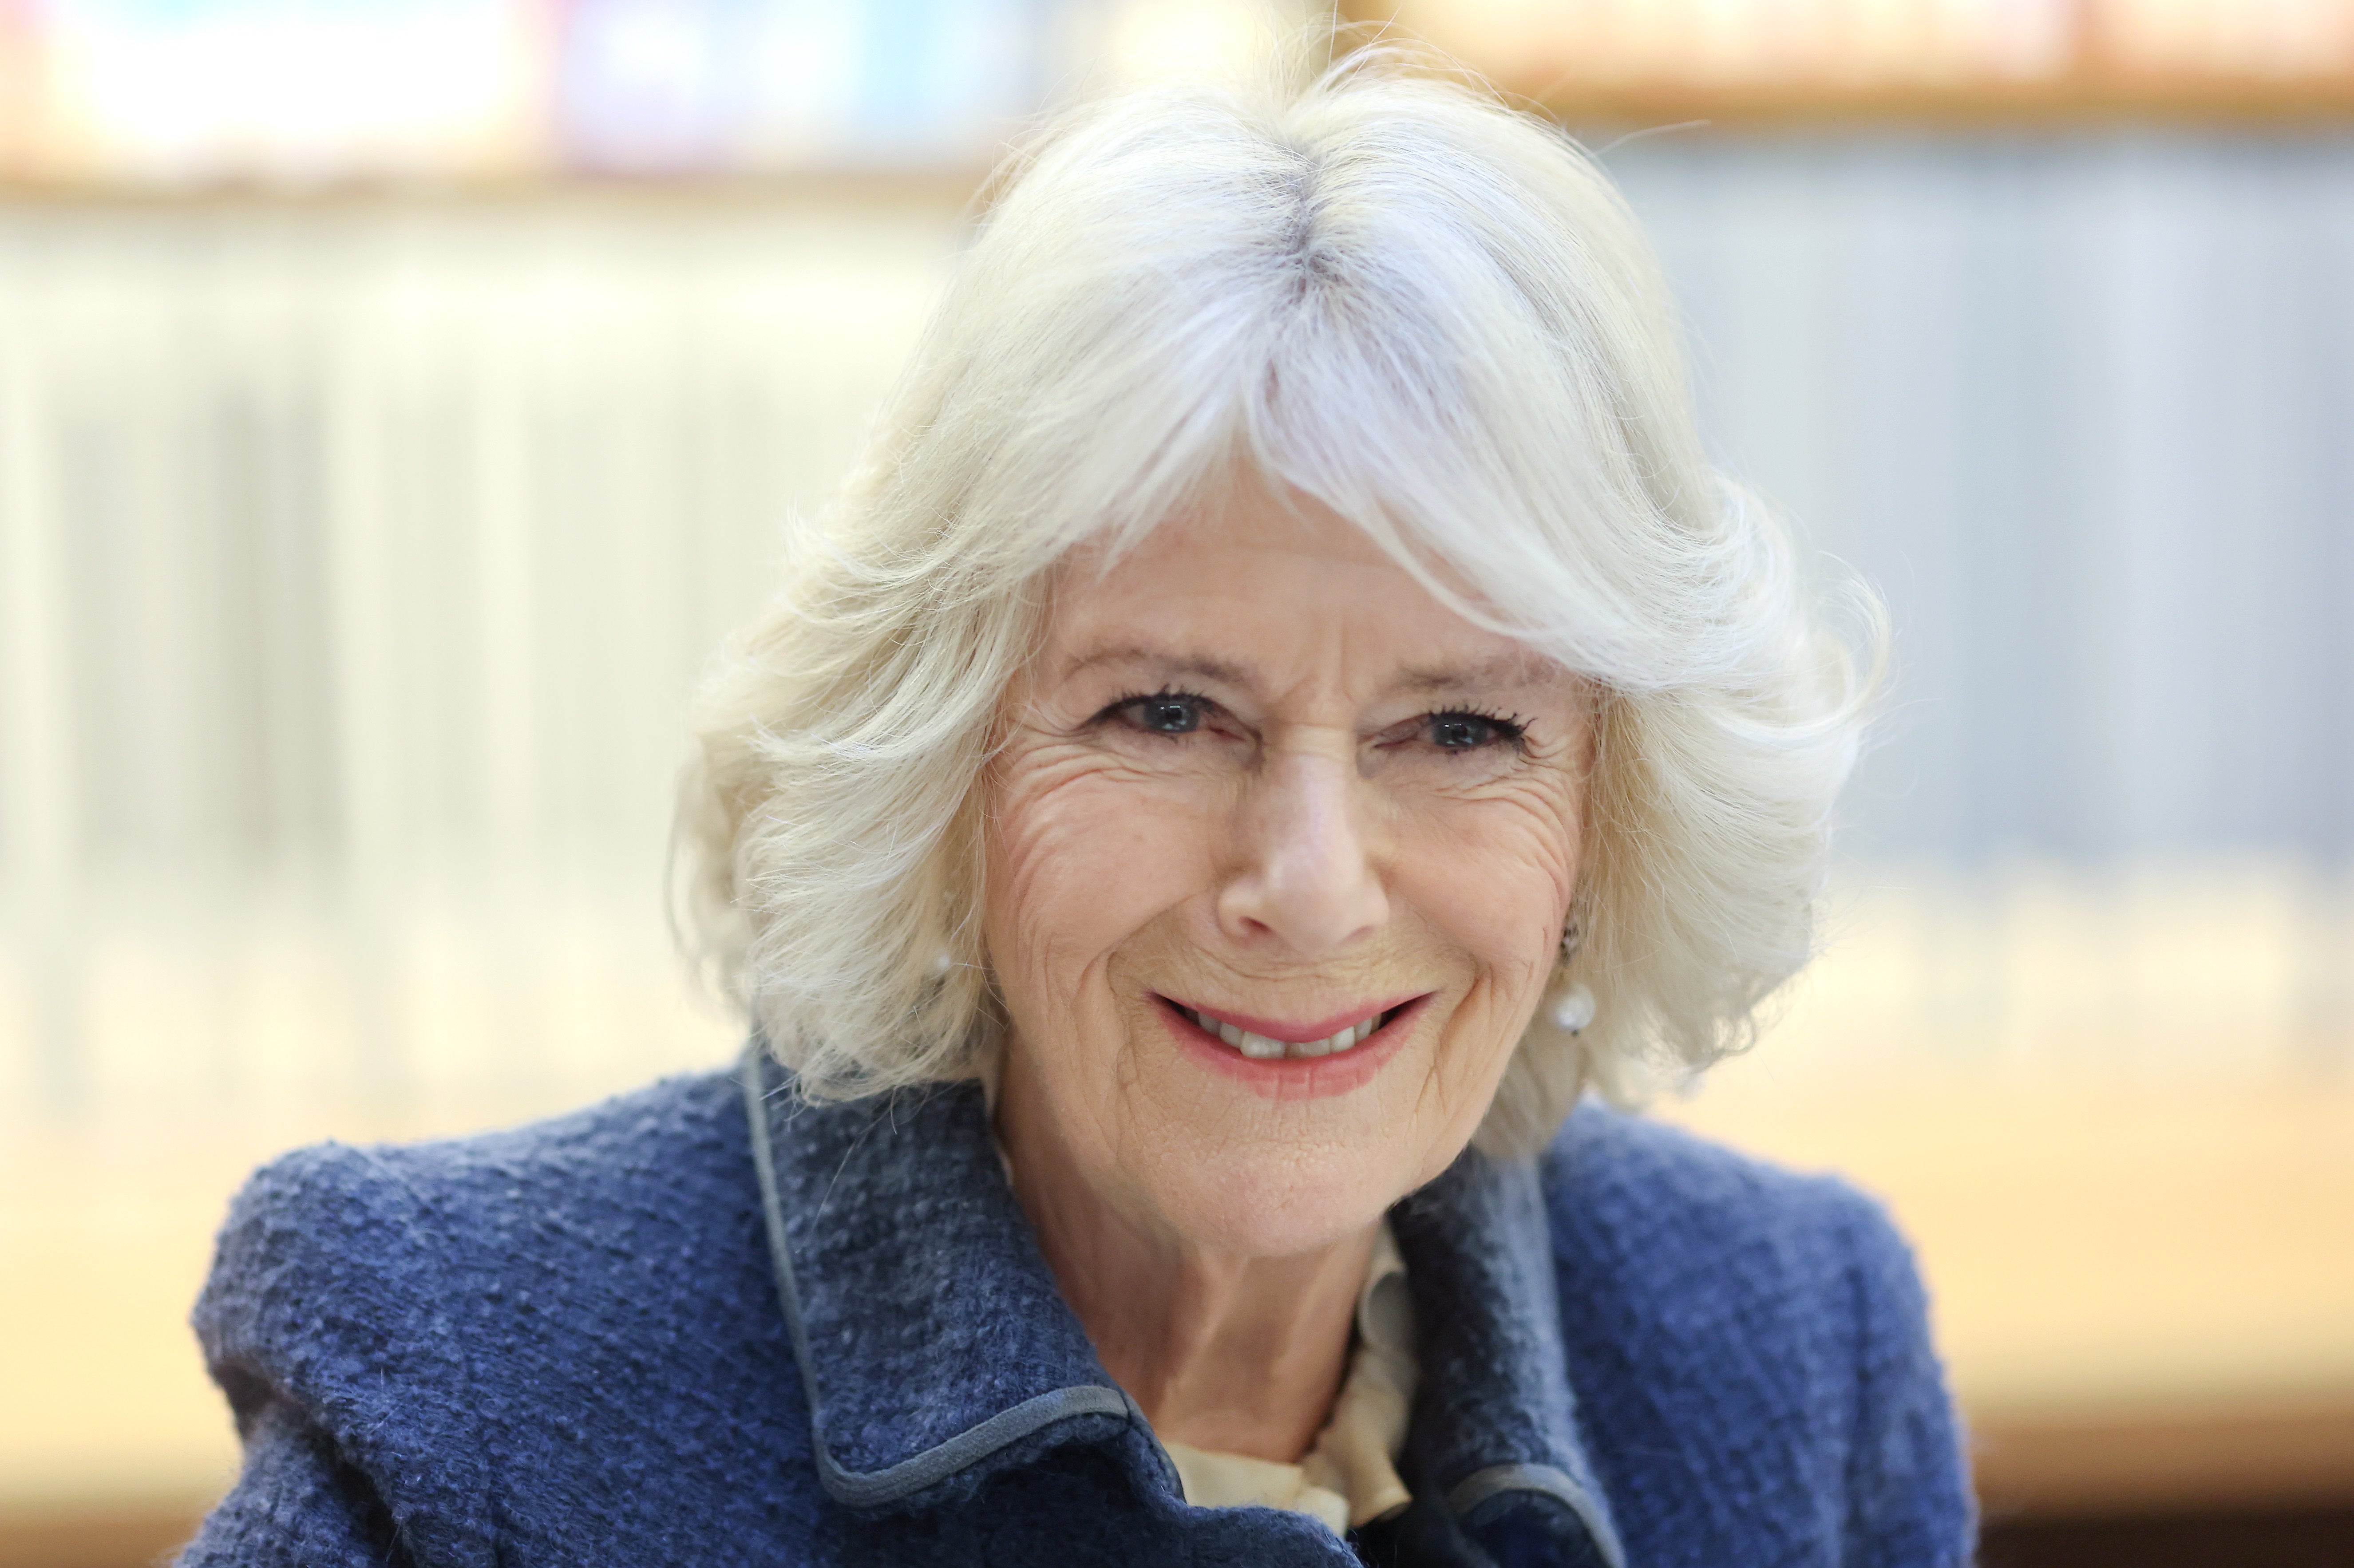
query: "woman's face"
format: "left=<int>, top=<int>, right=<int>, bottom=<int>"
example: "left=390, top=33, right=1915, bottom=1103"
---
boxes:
left=985, top=485, right=1592, bottom=1258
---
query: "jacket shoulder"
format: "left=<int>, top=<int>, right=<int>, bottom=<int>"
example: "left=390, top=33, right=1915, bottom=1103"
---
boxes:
left=1539, top=1098, right=1938, bottom=1371
left=1541, top=1098, right=1911, bottom=1276
left=194, top=1067, right=812, bottom=1562
left=197, top=1067, right=753, bottom=1384
left=1542, top=1102, right=1973, bottom=1567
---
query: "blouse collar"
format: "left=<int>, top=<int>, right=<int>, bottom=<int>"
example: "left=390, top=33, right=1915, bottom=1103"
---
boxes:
left=740, top=1045, right=1625, bottom=1566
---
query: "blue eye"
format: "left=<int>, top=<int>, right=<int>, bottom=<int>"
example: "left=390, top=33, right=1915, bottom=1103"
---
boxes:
left=1428, top=711, right=1523, bottom=750
left=1124, top=693, right=1203, bottom=735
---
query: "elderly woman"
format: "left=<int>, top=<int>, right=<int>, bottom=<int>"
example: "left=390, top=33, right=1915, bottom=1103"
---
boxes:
left=182, top=50, right=1970, bottom=1568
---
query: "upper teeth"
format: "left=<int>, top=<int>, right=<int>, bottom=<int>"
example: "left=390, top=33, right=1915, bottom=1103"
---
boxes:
left=1192, top=1010, right=1382, bottom=1061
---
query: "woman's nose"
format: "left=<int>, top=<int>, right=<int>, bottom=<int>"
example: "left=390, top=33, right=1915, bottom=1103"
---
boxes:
left=1215, top=745, right=1389, bottom=957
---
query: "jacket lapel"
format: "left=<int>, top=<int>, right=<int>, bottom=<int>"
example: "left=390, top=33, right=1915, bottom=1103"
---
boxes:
left=743, top=1045, right=1622, bottom=1566
left=740, top=1047, right=1152, bottom=1512
left=1391, top=1145, right=1628, bottom=1568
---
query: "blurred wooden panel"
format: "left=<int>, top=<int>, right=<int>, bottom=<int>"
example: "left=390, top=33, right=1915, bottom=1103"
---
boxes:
left=0, top=1162, right=243, bottom=1523
left=1351, top=2, right=2354, bottom=125
left=0, top=1502, right=204, bottom=1568
left=1660, top=1066, right=2354, bottom=1512
left=1532, top=76, right=2354, bottom=128
left=1980, top=1505, right=2354, bottom=1568
left=1974, top=1400, right=2354, bottom=1516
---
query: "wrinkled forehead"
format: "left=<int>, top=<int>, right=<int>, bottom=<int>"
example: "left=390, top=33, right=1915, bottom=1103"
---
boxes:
left=1029, top=478, right=1575, bottom=706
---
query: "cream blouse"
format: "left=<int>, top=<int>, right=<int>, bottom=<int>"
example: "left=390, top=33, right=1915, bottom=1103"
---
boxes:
left=1159, top=1220, right=1418, bottom=1536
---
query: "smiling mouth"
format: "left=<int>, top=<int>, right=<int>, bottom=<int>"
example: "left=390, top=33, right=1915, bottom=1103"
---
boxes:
left=1157, top=996, right=1415, bottom=1062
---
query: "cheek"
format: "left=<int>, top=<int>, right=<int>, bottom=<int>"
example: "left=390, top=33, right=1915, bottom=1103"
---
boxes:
left=983, top=751, right=1215, bottom=1001
left=1399, top=789, right=1582, bottom=1036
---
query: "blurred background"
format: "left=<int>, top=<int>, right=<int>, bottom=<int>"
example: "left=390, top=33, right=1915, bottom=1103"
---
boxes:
left=0, top=2, right=2348, bottom=1564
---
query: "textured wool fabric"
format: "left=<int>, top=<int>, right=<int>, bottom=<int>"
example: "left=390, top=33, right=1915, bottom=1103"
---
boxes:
left=179, top=1050, right=1974, bottom=1567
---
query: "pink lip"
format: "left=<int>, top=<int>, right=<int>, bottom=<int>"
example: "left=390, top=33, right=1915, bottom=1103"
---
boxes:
left=1157, top=994, right=1432, bottom=1103
left=1169, top=995, right=1421, bottom=1045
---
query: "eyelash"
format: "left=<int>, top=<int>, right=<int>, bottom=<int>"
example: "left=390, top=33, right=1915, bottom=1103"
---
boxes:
left=1096, top=688, right=1530, bottom=751
left=1102, top=687, right=1206, bottom=723
left=1431, top=706, right=1531, bottom=749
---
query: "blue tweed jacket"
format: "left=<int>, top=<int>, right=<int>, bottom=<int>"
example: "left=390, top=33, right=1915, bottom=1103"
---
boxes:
left=180, top=1048, right=1973, bottom=1567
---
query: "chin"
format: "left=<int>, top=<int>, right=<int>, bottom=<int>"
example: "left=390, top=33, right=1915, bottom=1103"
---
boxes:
left=1146, top=1140, right=1414, bottom=1259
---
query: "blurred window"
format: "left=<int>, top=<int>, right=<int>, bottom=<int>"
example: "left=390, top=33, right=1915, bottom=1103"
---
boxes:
left=12, top=0, right=545, bottom=182
left=0, top=0, right=1294, bottom=185
left=4, top=2, right=2352, bottom=188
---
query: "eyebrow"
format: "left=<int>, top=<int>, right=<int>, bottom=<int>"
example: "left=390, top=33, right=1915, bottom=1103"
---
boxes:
left=1059, top=644, right=1561, bottom=697
left=1057, top=645, right=1256, bottom=688
left=1394, top=652, right=1565, bottom=694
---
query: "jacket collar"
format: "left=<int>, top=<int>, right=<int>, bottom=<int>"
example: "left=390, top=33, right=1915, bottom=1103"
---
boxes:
left=741, top=1046, right=1623, bottom=1565
left=1391, top=1138, right=1626, bottom=1565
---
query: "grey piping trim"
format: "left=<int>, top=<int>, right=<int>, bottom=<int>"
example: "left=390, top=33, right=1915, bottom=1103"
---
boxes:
left=1446, top=1463, right=1628, bottom=1568
left=1126, top=1387, right=1186, bottom=1500
left=738, top=1048, right=1132, bottom=1509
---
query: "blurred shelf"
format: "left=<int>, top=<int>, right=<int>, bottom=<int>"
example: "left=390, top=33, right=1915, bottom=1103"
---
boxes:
left=0, top=168, right=989, bottom=212
left=0, top=1502, right=208, bottom=1568
left=1973, top=1399, right=2354, bottom=1517
left=1350, top=2, right=2354, bottom=126
left=1532, top=74, right=2354, bottom=129
left=2, top=71, right=2350, bottom=221
left=1977, top=1504, right=2354, bottom=1568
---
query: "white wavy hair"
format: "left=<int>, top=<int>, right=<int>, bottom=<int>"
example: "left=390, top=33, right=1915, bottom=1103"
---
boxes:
left=676, top=43, right=1879, bottom=1157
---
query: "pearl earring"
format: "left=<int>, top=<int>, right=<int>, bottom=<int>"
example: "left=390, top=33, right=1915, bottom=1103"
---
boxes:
left=1548, top=922, right=1595, bottom=1035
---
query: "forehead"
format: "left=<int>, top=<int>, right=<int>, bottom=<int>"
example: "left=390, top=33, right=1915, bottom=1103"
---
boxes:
left=1041, top=485, right=1564, bottom=699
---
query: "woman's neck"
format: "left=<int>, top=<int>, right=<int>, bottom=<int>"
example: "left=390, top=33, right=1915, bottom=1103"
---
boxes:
left=995, top=1085, right=1375, bottom=1463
